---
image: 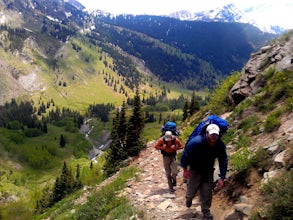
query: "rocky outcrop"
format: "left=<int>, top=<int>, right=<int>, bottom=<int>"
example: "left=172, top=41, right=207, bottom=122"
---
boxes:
left=228, top=30, right=293, bottom=105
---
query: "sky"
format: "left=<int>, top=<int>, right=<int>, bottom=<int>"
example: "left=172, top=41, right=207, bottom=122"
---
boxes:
left=76, top=0, right=293, bottom=30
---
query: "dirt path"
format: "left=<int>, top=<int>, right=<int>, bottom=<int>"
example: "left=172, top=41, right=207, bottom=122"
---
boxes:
left=124, top=141, right=232, bottom=219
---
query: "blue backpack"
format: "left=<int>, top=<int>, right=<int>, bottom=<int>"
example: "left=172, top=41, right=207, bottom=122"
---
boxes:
left=161, top=121, right=180, bottom=136
left=186, top=115, right=229, bottom=144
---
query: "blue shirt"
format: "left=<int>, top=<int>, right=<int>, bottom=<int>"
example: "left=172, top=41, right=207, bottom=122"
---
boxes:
left=180, top=135, right=228, bottom=179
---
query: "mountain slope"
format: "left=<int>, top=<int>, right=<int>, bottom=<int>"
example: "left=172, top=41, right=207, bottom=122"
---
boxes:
left=1, top=0, right=184, bottom=108
left=0, top=0, right=278, bottom=107
left=93, top=13, right=277, bottom=85
left=35, top=30, right=293, bottom=220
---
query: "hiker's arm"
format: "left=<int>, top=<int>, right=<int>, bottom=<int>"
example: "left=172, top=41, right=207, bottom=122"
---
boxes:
left=218, top=142, right=228, bottom=179
left=175, top=139, right=183, bottom=150
left=154, top=139, right=166, bottom=150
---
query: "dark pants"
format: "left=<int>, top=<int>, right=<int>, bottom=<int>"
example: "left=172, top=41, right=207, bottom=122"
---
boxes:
left=186, top=169, right=214, bottom=214
left=163, top=155, right=178, bottom=189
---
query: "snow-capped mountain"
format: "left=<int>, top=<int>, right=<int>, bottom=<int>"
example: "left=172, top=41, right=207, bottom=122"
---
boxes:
left=168, top=3, right=284, bottom=34
left=170, top=4, right=250, bottom=23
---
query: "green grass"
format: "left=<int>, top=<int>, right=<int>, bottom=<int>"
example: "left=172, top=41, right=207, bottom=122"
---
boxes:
left=72, top=166, right=141, bottom=220
left=0, top=118, right=101, bottom=220
left=142, top=109, right=184, bottom=141
left=31, top=166, right=141, bottom=220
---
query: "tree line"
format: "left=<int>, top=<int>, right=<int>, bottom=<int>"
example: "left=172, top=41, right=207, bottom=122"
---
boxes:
left=0, top=99, right=84, bottom=134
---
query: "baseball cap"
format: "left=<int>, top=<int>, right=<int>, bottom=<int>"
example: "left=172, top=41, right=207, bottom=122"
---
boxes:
left=206, top=124, right=220, bottom=135
left=164, top=131, right=173, bottom=141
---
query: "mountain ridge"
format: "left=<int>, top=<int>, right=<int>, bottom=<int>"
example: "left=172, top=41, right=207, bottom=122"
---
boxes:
left=0, top=0, right=277, bottom=106
left=89, top=3, right=285, bottom=34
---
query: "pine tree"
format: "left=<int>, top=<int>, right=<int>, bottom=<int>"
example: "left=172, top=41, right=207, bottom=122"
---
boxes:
left=104, top=107, right=127, bottom=176
left=117, top=101, right=127, bottom=145
left=35, top=186, right=54, bottom=213
left=59, top=134, right=66, bottom=148
left=74, top=164, right=82, bottom=189
left=189, top=91, right=199, bottom=115
left=52, top=162, right=74, bottom=203
left=126, top=89, right=145, bottom=157
left=182, top=99, right=189, bottom=121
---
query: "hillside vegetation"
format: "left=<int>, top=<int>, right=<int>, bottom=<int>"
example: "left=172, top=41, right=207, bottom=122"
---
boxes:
left=0, top=0, right=292, bottom=219
left=0, top=0, right=277, bottom=107
left=44, top=31, right=293, bottom=219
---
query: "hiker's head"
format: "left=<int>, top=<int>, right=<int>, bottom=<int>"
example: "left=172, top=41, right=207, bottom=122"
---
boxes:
left=164, top=131, right=173, bottom=141
left=206, top=124, right=220, bottom=145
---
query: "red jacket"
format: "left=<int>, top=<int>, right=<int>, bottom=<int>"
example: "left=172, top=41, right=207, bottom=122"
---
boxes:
left=154, top=136, right=183, bottom=154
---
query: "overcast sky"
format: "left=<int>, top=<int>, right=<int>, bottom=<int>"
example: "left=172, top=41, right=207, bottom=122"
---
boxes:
left=76, top=0, right=293, bottom=29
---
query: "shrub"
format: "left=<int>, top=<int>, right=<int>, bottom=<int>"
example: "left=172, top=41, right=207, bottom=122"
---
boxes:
left=253, top=147, right=271, bottom=172
left=238, top=115, right=260, bottom=133
left=261, top=170, right=293, bottom=219
left=230, top=147, right=255, bottom=173
left=24, top=128, right=42, bottom=137
left=207, top=71, right=241, bottom=114
left=75, top=167, right=140, bottom=219
left=8, top=131, right=25, bottom=144
left=221, top=128, right=236, bottom=144
left=235, top=135, right=251, bottom=150
left=233, top=98, right=254, bottom=117
left=264, top=112, right=281, bottom=132
left=7, top=120, right=22, bottom=130
left=155, top=103, right=169, bottom=111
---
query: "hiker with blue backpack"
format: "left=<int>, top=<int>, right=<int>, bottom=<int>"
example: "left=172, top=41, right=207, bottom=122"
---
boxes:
left=154, top=128, right=183, bottom=193
left=180, top=115, right=229, bottom=220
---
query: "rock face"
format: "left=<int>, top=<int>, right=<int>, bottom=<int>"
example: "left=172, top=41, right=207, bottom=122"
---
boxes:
left=228, top=31, right=293, bottom=105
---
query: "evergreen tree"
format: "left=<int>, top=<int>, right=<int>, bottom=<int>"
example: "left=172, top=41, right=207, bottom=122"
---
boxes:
left=125, top=89, right=145, bottom=157
left=182, top=99, right=189, bottom=121
left=189, top=91, right=199, bottom=115
left=53, top=162, right=74, bottom=203
left=104, top=107, right=127, bottom=176
left=59, top=134, right=66, bottom=148
left=35, top=186, right=54, bottom=213
left=74, top=164, right=82, bottom=189
left=117, top=101, right=127, bottom=145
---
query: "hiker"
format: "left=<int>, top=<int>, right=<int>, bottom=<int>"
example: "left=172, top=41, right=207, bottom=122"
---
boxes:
left=180, top=124, right=228, bottom=220
left=154, top=130, right=183, bottom=192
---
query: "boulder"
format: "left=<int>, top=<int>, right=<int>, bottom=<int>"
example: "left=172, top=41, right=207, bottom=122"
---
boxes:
left=228, top=32, right=293, bottom=105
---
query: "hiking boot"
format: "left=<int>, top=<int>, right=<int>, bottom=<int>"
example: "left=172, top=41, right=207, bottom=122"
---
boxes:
left=172, top=179, right=177, bottom=187
left=203, top=211, right=213, bottom=220
left=186, top=199, right=192, bottom=208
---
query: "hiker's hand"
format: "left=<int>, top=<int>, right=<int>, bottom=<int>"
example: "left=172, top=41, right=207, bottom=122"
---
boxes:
left=217, top=179, right=224, bottom=189
left=170, top=144, right=176, bottom=149
left=162, top=144, right=167, bottom=150
left=183, top=168, right=190, bottom=179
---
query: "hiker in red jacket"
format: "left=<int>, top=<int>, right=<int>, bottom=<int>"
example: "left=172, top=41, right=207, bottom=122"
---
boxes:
left=180, top=124, right=228, bottom=220
left=154, top=131, right=183, bottom=193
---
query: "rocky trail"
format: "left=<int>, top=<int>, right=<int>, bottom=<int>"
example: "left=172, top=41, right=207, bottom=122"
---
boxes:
left=122, top=141, right=232, bottom=220
left=76, top=112, right=293, bottom=219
